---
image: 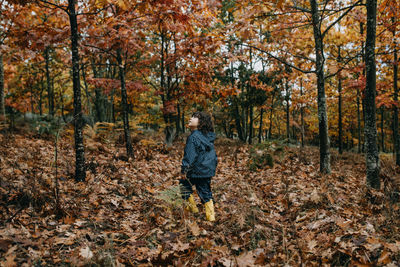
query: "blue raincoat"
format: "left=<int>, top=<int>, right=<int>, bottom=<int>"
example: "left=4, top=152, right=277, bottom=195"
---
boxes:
left=181, top=130, right=218, bottom=178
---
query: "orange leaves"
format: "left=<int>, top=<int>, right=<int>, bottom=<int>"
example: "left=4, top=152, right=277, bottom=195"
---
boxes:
left=87, top=78, right=147, bottom=95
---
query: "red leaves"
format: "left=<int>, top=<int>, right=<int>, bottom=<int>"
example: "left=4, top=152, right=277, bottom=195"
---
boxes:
left=87, top=78, right=147, bottom=95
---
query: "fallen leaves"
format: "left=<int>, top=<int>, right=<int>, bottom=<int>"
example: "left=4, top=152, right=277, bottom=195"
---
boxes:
left=0, top=134, right=399, bottom=265
left=79, top=246, right=94, bottom=260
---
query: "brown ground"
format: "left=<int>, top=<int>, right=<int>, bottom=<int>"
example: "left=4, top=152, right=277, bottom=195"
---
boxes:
left=0, top=129, right=399, bottom=266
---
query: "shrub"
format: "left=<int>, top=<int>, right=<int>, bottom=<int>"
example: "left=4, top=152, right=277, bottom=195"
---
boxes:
left=248, top=146, right=274, bottom=171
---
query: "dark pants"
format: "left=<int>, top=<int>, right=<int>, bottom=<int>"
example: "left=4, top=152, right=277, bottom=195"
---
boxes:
left=179, top=177, right=213, bottom=203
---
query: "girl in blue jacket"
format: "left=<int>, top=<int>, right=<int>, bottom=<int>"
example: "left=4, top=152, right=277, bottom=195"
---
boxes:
left=179, top=111, right=218, bottom=221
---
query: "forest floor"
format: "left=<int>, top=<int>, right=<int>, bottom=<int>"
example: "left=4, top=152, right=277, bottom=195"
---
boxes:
left=0, top=127, right=400, bottom=266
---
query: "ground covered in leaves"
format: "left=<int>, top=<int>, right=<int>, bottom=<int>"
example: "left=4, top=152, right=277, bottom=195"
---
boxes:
left=1, top=128, right=400, bottom=266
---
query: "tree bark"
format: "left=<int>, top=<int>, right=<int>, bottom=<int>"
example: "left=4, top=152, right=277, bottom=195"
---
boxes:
left=44, top=47, right=54, bottom=117
left=91, top=62, right=107, bottom=122
left=176, top=103, right=181, bottom=134
left=300, top=79, right=305, bottom=147
left=285, top=79, right=290, bottom=140
left=116, top=48, right=134, bottom=158
left=181, top=109, right=185, bottom=133
left=234, top=98, right=244, bottom=141
left=357, top=87, right=362, bottom=153
left=268, top=89, right=276, bottom=140
left=248, top=104, right=253, bottom=144
left=358, top=22, right=365, bottom=153
left=39, top=81, right=44, bottom=116
left=81, top=64, right=92, bottom=119
left=364, top=0, right=380, bottom=189
left=310, top=0, right=331, bottom=173
left=68, top=0, right=86, bottom=182
left=0, top=54, right=4, bottom=119
left=392, top=18, right=400, bottom=165
left=380, top=107, right=385, bottom=152
left=338, top=46, right=343, bottom=154
left=258, top=107, right=263, bottom=143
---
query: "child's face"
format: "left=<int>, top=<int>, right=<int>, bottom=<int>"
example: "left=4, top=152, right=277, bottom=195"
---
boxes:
left=188, top=116, right=199, bottom=130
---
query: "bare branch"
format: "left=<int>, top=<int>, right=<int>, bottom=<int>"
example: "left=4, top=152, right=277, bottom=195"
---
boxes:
left=325, top=51, right=363, bottom=79
left=322, top=0, right=362, bottom=39
left=288, top=5, right=311, bottom=13
left=37, top=0, right=68, bottom=13
left=319, top=0, right=332, bottom=22
left=243, top=44, right=315, bottom=74
left=82, top=43, right=117, bottom=59
left=77, top=5, right=111, bottom=16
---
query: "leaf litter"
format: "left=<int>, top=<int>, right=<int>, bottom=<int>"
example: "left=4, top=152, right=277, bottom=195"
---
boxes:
left=0, top=132, right=399, bottom=266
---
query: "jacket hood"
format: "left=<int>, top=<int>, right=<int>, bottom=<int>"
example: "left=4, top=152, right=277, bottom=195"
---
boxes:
left=193, top=130, right=216, bottom=151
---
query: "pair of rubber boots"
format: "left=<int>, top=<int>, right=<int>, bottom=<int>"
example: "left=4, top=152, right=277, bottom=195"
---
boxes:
left=185, top=194, right=215, bottom=222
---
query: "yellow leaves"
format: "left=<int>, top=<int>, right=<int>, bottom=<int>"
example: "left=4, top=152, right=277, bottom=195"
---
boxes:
left=94, top=0, right=109, bottom=8
left=117, top=0, right=128, bottom=10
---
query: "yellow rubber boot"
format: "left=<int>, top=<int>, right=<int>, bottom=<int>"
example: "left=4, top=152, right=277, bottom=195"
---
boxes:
left=186, top=194, right=199, bottom=213
left=204, top=200, right=215, bottom=222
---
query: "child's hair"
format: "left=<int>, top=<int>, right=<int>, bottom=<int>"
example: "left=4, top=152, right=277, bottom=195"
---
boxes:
left=192, top=111, right=214, bottom=134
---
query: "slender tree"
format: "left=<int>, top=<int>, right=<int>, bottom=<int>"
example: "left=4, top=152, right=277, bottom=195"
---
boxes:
left=364, top=0, right=380, bottom=189
left=338, top=46, right=343, bottom=154
left=309, top=0, right=330, bottom=173
left=0, top=54, right=4, bottom=119
left=116, top=48, right=134, bottom=158
left=391, top=17, right=400, bottom=165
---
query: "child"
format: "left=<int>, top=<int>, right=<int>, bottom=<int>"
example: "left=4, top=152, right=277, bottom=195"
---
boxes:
left=179, top=111, right=218, bottom=221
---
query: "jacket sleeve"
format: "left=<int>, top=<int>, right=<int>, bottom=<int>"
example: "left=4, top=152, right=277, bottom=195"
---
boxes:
left=181, top=135, right=198, bottom=174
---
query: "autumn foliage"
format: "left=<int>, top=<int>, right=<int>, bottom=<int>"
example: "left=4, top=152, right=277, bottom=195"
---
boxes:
left=1, top=0, right=400, bottom=265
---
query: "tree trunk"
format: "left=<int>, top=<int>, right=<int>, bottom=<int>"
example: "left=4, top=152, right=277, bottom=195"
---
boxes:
left=39, top=81, right=44, bottom=116
left=44, top=47, right=54, bottom=117
left=110, top=88, right=115, bottom=123
left=68, top=0, right=86, bottom=182
left=310, top=0, right=331, bottom=173
left=380, top=107, right=385, bottom=152
left=0, top=54, right=4, bottom=119
left=81, top=64, right=92, bottom=118
left=181, top=109, right=185, bottom=133
left=117, top=48, right=134, bottom=158
left=338, top=46, right=343, bottom=154
left=176, top=103, right=181, bottom=135
left=364, top=0, right=380, bottom=189
left=91, top=62, right=107, bottom=122
left=359, top=22, right=365, bottom=153
left=392, top=18, right=400, bottom=165
left=268, top=90, right=276, bottom=140
left=234, top=97, right=244, bottom=141
left=285, top=79, right=290, bottom=140
left=30, top=85, right=34, bottom=113
left=61, top=94, right=66, bottom=122
left=248, top=104, right=253, bottom=144
left=300, top=79, right=305, bottom=147
left=258, top=107, right=263, bottom=143
left=357, top=87, right=362, bottom=153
